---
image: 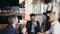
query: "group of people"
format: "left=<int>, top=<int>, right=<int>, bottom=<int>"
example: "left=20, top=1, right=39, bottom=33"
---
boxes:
left=3, top=0, right=60, bottom=34
left=3, top=12, right=60, bottom=34
left=22, top=12, right=60, bottom=34
left=20, top=0, right=60, bottom=34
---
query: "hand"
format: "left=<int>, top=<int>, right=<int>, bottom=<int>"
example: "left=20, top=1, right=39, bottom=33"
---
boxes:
left=41, top=32, right=46, bottom=34
left=36, top=32, right=46, bottom=34
left=22, top=26, right=26, bottom=34
left=33, top=21, right=37, bottom=26
left=36, top=32, right=41, bottom=34
left=25, top=32, right=28, bottom=34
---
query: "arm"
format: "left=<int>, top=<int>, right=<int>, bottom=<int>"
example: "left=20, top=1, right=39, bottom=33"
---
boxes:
left=52, top=6, right=58, bottom=18
left=26, top=21, right=30, bottom=34
left=46, top=29, right=51, bottom=34
left=36, top=21, right=41, bottom=34
left=26, top=21, right=29, bottom=32
left=37, top=21, right=41, bottom=32
left=22, top=26, right=26, bottom=34
left=52, top=24, right=60, bottom=34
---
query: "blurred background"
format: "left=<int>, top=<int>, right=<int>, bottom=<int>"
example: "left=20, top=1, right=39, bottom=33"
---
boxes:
left=0, top=0, right=60, bottom=34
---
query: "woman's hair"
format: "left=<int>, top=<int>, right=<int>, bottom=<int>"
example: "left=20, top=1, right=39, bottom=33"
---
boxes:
left=44, top=0, right=52, bottom=4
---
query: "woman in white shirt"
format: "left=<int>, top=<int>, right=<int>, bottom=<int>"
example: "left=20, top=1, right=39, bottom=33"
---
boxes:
left=46, top=12, right=60, bottom=34
left=43, top=0, right=58, bottom=32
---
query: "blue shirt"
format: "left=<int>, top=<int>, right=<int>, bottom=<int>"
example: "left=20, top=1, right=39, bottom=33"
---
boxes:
left=3, top=24, right=17, bottom=34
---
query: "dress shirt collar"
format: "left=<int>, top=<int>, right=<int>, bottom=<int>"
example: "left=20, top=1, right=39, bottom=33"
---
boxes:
left=12, top=24, right=16, bottom=28
left=51, top=21, right=59, bottom=25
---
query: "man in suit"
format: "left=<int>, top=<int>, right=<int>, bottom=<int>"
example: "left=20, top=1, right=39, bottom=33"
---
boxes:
left=26, top=13, right=41, bottom=34
left=3, top=15, right=18, bottom=34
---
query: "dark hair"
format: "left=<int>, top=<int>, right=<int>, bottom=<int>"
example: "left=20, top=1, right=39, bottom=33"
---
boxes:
left=43, top=10, right=52, bottom=15
left=8, top=15, right=18, bottom=24
left=44, top=0, right=52, bottom=4
left=30, top=13, right=36, bottom=17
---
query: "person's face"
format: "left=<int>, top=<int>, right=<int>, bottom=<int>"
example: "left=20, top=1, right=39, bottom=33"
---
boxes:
left=30, top=16, right=35, bottom=21
left=47, top=2, right=52, bottom=7
left=15, top=17, right=18, bottom=24
left=49, top=12, right=55, bottom=22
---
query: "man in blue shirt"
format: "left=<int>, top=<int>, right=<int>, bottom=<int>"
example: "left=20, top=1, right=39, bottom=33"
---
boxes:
left=3, top=15, right=18, bottom=34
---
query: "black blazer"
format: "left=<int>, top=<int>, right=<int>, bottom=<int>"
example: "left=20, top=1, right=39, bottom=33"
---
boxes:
left=26, top=20, right=41, bottom=34
left=3, top=24, right=17, bottom=34
left=19, top=25, right=24, bottom=34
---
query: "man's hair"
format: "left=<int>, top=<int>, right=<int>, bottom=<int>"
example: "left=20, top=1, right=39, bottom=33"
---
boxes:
left=30, top=13, right=36, bottom=17
left=8, top=15, right=18, bottom=24
left=44, top=0, right=52, bottom=4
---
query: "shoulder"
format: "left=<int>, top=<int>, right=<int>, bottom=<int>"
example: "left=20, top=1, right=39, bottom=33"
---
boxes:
left=54, top=22, right=60, bottom=28
left=52, top=5, right=57, bottom=11
left=52, top=22, right=60, bottom=33
left=36, top=21, right=39, bottom=23
left=26, top=20, right=32, bottom=23
left=3, top=25, right=16, bottom=34
left=5, top=25, right=14, bottom=31
left=26, top=20, right=32, bottom=25
left=27, top=20, right=31, bottom=22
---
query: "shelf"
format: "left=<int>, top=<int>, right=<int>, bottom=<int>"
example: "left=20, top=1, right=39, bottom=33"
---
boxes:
left=0, top=12, right=22, bottom=16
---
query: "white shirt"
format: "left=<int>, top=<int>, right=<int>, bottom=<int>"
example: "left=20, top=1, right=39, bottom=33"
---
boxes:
left=46, top=21, right=60, bottom=34
left=12, top=24, right=15, bottom=28
left=48, top=5, right=58, bottom=17
left=43, top=4, right=58, bottom=18
left=44, top=4, right=56, bottom=12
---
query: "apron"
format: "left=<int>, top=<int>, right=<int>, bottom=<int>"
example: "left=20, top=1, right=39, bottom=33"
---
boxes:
left=44, top=6, right=53, bottom=31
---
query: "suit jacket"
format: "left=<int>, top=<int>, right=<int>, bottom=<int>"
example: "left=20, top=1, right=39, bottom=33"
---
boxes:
left=26, top=20, right=41, bottom=34
left=3, top=24, right=17, bottom=34
left=19, top=25, right=24, bottom=34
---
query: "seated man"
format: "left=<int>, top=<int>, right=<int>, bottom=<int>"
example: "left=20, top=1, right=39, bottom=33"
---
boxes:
left=26, top=13, right=41, bottom=34
left=3, top=15, right=18, bottom=34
